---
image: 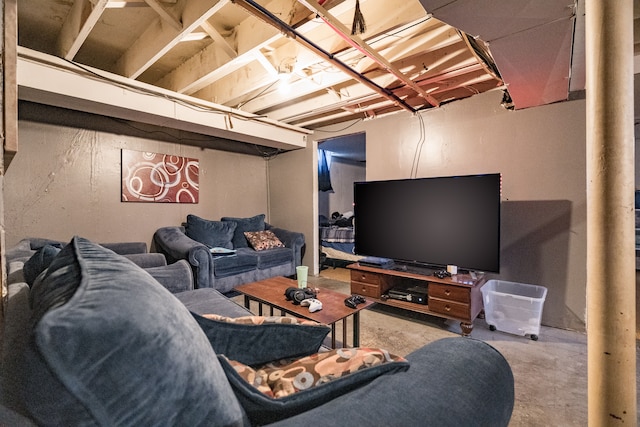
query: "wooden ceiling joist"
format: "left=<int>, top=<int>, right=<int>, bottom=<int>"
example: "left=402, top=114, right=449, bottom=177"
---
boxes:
left=57, top=0, right=109, bottom=60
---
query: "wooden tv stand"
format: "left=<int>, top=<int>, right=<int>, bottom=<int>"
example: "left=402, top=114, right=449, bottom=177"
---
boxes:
left=347, top=263, right=487, bottom=336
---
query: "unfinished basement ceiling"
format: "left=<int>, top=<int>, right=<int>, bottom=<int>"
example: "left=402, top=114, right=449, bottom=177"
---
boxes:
left=17, top=0, right=583, bottom=132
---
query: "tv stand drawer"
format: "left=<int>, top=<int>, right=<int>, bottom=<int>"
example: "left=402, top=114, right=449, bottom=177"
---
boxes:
left=350, top=270, right=380, bottom=285
left=429, top=283, right=471, bottom=304
left=351, top=281, right=382, bottom=298
left=428, top=298, right=469, bottom=319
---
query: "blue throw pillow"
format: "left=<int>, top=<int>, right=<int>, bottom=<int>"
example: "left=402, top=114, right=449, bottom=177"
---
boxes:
left=221, top=214, right=266, bottom=248
left=24, top=237, right=247, bottom=426
left=191, top=313, right=330, bottom=366
left=185, top=214, right=237, bottom=249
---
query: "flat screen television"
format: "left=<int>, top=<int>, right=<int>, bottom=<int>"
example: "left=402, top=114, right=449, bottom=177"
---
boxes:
left=353, top=173, right=501, bottom=273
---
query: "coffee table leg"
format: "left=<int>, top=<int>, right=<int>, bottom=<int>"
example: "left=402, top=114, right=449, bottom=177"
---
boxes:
left=244, top=295, right=250, bottom=309
left=343, top=318, right=348, bottom=348
left=331, top=323, right=336, bottom=349
left=353, top=312, right=360, bottom=347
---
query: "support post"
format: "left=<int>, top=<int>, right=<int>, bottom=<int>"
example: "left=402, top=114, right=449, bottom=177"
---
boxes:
left=585, top=0, right=637, bottom=424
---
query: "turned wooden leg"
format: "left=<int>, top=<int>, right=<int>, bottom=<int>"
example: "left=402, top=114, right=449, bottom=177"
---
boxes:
left=460, top=322, right=473, bottom=337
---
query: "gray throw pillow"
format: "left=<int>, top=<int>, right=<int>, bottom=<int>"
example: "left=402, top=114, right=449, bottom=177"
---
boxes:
left=24, top=236, right=247, bottom=426
left=221, top=214, right=266, bottom=248
left=185, top=214, right=237, bottom=249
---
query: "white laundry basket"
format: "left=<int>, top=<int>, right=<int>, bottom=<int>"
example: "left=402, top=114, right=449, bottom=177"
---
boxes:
left=481, top=280, right=548, bottom=340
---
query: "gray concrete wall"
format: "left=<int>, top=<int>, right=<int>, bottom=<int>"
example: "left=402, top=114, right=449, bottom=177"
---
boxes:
left=267, top=144, right=316, bottom=269
left=7, top=113, right=272, bottom=249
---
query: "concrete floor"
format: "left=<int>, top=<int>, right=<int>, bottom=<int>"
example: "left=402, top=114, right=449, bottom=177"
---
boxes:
left=301, top=268, right=637, bottom=426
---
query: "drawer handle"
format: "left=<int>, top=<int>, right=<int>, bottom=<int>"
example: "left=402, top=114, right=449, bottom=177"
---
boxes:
left=444, top=289, right=451, bottom=296
left=361, top=275, right=366, bottom=280
left=444, top=305, right=451, bottom=312
left=362, top=287, right=366, bottom=293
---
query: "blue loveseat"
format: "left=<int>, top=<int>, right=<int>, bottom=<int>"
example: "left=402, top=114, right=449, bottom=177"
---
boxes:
left=153, top=214, right=305, bottom=294
left=1, top=237, right=514, bottom=426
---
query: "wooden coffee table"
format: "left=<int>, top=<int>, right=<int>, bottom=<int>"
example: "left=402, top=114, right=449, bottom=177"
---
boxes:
left=235, top=276, right=374, bottom=348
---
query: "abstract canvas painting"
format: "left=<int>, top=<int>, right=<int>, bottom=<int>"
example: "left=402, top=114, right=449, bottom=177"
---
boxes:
left=121, top=149, right=199, bottom=203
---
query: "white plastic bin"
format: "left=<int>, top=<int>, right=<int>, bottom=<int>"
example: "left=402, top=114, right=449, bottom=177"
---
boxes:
left=481, top=280, right=548, bottom=340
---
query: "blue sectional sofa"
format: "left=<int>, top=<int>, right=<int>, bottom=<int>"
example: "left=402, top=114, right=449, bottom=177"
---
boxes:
left=153, top=214, right=305, bottom=293
left=1, top=237, right=514, bottom=426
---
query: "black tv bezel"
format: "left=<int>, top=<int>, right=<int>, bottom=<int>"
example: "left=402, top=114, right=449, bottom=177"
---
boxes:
left=353, top=173, right=501, bottom=273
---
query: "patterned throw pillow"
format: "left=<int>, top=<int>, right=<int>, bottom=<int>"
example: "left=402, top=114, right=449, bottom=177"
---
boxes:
left=218, top=347, right=410, bottom=424
left=244, top=230, right=284, bottom=251
left=202, top=314, right=320, bottom=326
left=226, top=348, right=407, bottom=398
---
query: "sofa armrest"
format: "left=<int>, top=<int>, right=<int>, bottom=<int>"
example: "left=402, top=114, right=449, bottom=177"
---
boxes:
left=145, top=260, right=194, bottom=293
left=101, top=241, right=148, bottom=255
left=268, top=338, right=514, bottom=427
left=124, top=253, right=167, bottom=268
left=267, top=226, right=305, bottom=266
left=153, top=226, right=213, bottom=289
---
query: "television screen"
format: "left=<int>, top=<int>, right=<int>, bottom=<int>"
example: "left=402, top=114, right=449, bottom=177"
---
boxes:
left=353, top=174, right=501, bottom=273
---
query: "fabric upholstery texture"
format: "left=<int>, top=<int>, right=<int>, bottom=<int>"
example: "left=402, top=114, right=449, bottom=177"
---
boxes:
left=201, top=314, right=320, bottom=326
left=24, top=236, right=247, bottom=426
left=192, top=312, right=330, bottom=366
left=175, top=288, right=253, bottom=317
left=269, top=337, right=515, bottom=427
left=152, top=223, right=303, bottom=292
left=185, top=214, right=237, bottom=249
left=22, top=245, right=60, bottom=287
left=244, top=230, right=284, bottom=251
left=225, top=348, right=407, bottom=398
left=221, top=214, right=266, bottom=248
left=218, top=348, right=409, bottom=425
left=253, top=247, right=293, bottom=269
left=212, top=249, right=258, bottom=278
left=144, top=259, right=194, bottom=293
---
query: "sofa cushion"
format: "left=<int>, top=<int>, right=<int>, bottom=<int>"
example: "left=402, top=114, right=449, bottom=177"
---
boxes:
left=221, top=214, right=266, bottom=248
left=192, top=312, right=330, bottom=366
left=24, top=236, right=247, bottom=426
left=254, top=247, right=294, bottom=270
left=212, top=249, right=258, bottom=278
left=185, top=214, right=236, bottom=249
left=175, top=288, right=253, bottom=317
left=218, top=348, right=409, bottom=425
left=22, top=245, right=61, bottom=287
left=225, top=348, right=407, bottom=398
left=244, top=230, right=284, bottom=251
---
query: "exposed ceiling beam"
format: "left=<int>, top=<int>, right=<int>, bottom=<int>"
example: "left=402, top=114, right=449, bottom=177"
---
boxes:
left=244, top=23, right=464, bottom=114
left=155, top=0, right=297, bottom=95
left=114, top=0, right=228, bottom=79
left=232, top=0, right=417, bottom=113
left=57, top=0, right=109, bottom=60
left=143, top=0, right=182, bottom=31
left=18, top=47, right=311, bottom=149
left=297, top=0, right=440, bottom=107
left=200, top=20, right=238, bottom=59
left=106, top=0, right=178, bottom=7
